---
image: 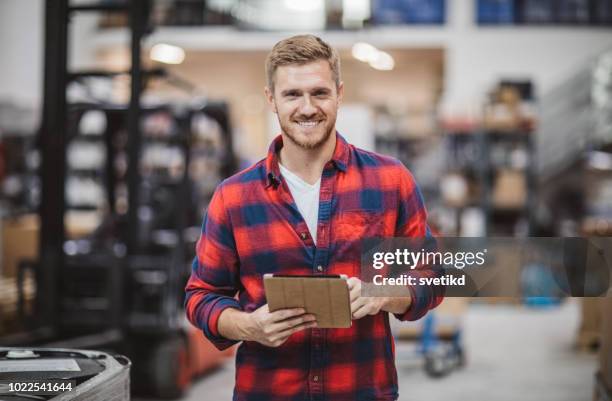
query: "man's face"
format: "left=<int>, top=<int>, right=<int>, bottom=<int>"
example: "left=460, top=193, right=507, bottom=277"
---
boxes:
left=265, top=60, right=343, bottom=150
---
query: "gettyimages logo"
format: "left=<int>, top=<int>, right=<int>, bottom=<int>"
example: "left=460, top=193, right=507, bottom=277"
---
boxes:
left=371, top=248, right=488, bottom=270
left=361, top=237, right=612, bottom=298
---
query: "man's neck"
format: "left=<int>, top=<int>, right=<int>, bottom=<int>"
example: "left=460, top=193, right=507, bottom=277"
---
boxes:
left=278, top=132, right=336, bottom=185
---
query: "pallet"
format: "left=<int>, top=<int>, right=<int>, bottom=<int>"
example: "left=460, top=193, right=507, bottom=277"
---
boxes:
left=0, top=348, right=130, bottom=401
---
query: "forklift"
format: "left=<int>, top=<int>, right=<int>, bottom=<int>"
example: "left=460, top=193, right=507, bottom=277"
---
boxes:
left=3, top=1, right=237, bottom=398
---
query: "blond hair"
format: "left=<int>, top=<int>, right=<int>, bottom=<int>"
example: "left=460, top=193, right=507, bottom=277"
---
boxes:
left=265, top=34, right=341, bottom=90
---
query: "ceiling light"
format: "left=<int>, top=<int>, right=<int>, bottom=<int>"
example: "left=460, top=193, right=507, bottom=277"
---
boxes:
left=587, top=150, right=612, bottom=170
left=150, top=43, right=185, bottom=65
left=352, top=42, right=378, bottom=62
left=369, top=50, right=395, bottom=71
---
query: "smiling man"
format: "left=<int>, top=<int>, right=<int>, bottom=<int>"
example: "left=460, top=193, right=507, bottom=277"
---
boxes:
left=185, top=35, right=443, bottom=401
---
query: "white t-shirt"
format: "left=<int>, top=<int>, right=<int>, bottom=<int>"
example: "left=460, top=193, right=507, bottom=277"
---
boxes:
left=279, top=163, right=321, bottom=244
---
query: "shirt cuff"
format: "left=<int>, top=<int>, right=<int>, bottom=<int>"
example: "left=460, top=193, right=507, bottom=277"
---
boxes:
left=393, top=281, right=430, bottom=322
left=203, top=296, right=243, bottom=350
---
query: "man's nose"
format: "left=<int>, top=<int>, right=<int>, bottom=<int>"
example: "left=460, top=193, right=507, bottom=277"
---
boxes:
left=299, top=95, right=317, bottom=116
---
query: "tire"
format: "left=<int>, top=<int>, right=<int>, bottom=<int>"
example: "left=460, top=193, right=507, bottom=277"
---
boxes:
left=456, top=346, right=466, bottom=368
left=424, top=352, right=451, bottom=378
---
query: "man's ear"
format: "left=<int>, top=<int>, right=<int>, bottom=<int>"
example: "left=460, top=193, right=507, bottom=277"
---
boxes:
left=337, top=81, right=344, bottom=105
left=264, top=86, right=277, bottom=114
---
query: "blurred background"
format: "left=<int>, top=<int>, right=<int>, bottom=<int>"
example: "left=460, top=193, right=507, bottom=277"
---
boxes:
left=0, top=0, right=611, bottom=400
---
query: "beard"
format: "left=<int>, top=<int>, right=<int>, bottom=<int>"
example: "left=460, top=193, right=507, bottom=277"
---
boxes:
left=278, top=113, right=336, bottom=150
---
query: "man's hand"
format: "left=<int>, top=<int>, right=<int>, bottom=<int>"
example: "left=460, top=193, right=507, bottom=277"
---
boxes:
left=347, top=277, right=412, bottom=319
left=218, top=305, right=317, bottom=347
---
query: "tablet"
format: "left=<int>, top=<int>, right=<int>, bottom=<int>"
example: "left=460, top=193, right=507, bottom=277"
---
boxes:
left=263, top=274, right=351, bottom=328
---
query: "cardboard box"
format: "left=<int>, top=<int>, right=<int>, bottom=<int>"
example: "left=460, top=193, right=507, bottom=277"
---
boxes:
left=577, top=298, right=602, bottom=351
left=65, top=211, right=102, bottom=239
left=492, top=169, right=526, bottom=210
left=395, top=298, right=467, bottom=341
left=600, top=297, right=612, bottom=390
left=436, top=297, right=469, bottom=316
left=1, top=212, right=102, bottom=278
left=483, top=104, right=523, bottom=132
left=1, top=214, right=39, bottom=278
left=0, top=274, right=35, bottom=335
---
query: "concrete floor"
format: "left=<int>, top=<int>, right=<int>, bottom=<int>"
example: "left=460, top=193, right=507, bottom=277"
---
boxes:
left=165, top=300, right=597, bottom=401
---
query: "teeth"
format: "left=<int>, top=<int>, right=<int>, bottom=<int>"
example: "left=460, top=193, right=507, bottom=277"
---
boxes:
left=297, top=121, right=319, bottom=127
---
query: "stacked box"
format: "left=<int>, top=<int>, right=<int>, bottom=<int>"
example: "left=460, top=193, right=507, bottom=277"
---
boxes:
left=492, top=170, right=527, bottom=209
left=577, top=298, right=602, bottom=351
left=1, top=214, right=39, bottom=278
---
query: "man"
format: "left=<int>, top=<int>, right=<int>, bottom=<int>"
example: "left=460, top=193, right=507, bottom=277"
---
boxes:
left=185, top=34, right=443, bottom=401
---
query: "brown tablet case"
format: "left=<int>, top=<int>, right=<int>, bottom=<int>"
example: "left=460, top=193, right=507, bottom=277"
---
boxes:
left=263, top=274, right=351, bottom=328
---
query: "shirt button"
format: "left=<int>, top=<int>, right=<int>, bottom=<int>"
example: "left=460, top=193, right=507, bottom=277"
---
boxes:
left=317, top=265, right=323, bottom=272
left=313, top=375, right=319, bottom=382
left=300, top=232, right=308, bottom=240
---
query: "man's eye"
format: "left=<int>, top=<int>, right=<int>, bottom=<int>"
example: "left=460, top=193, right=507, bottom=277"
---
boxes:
left=314, top=91, right=329, bottom=97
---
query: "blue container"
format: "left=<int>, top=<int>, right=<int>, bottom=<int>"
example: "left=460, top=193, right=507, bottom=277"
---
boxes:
left=521, top=263, right=562, bottom=308
left=372, top=0, right=446, bottom=25
left=476, top=0, right=515, bottom=24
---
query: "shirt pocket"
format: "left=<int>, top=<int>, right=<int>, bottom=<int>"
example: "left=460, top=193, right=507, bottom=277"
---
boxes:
left=332, top=211, right=384, bottom=276
left=334, top=211, right=384, bottom=240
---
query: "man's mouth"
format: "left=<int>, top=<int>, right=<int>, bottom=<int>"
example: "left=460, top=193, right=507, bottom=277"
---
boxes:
left=295, top=120, right=322, bottom=128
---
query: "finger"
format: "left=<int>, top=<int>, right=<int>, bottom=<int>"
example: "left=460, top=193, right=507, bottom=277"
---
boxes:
left=277, top=320, right=318, bottom=337
left=269, top=307, right=307, bottom=323
left=347, top=277, right=361, bottom=290
left=268, top=321, right=317, bottom=347
left=351, top=297, right=367, bottom=314
left=271, top=314, right=317, bottom=333
left=352, top=305, right=370, bottom=320
left=352, top=298, right=376, bottom=319
left=350, top=286, right=360, bottom=303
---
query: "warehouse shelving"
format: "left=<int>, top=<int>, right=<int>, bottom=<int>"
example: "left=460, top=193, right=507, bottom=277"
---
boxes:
left=442, top=129, right=535, bottom=236
left=375, top=135, right=430, bottom=172
left=535, top=48, right=612, bottom=236
left=538, top=49, right=612, bottom=179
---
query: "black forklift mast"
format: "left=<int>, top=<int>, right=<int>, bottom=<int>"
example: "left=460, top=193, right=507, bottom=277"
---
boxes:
left=37, top=0, right=151, bottom=341
left=126, top=0, right=150, bottom=255
left=38, top=0, right=69, bottom=337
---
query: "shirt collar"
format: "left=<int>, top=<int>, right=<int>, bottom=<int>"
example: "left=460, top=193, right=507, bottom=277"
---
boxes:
left=264, top=131, right=349, bottom=189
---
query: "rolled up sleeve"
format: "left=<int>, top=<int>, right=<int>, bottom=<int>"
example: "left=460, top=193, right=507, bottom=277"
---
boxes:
left=393, top=165, right=444, bottom=322
left=184, top=183, right=242, bottom=350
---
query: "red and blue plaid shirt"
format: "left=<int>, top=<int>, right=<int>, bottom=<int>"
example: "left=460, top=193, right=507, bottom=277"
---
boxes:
left=185, top=133, right=443, bottom=401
